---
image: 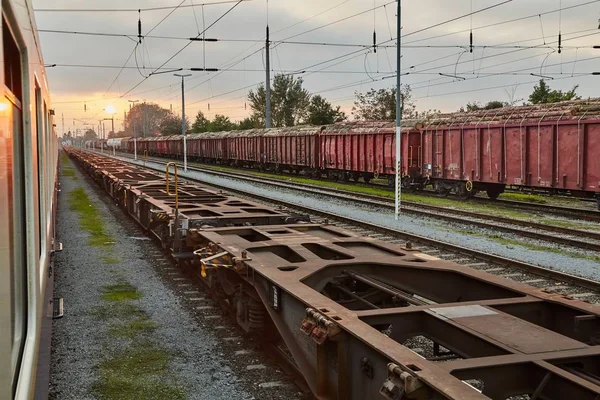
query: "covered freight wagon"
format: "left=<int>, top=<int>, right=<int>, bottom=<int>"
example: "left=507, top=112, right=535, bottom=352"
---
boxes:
left=320, top=121, right=423, bottom=184
left=418, top=100, right=600, bottom=202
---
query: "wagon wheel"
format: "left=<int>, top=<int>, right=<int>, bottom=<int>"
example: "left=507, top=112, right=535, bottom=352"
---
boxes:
left=363, top=175, right=372, bottom=184
left=458, top=181, right=474, bottom=200
left=402, top=177, right=416, bottom=193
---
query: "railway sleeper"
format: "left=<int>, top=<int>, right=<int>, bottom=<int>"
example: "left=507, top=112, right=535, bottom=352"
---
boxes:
left=66, top=148, right=600, bottom=400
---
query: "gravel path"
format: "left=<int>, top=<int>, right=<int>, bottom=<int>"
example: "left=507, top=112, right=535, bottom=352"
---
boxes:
left=112, top=156, right=600, bottom=281
left=50, top=152, right=309, bottom=399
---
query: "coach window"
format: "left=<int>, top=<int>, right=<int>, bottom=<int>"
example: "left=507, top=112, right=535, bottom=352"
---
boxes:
left=2, top=13, right=27, bottom=393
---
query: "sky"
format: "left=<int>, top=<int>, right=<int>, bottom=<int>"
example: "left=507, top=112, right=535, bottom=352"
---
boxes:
left=32, top=0, right=600, bottom=135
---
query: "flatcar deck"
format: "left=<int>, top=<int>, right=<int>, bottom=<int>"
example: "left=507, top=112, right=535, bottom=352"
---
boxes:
left=66, top=147, right=600, bottom=400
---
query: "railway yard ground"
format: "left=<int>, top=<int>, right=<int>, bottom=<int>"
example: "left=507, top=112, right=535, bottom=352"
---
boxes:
left=106, top=151, right=600, bottom=282
left=50, top=147, right=600, bottom=399
left=50, top=152, right=309, bottom=400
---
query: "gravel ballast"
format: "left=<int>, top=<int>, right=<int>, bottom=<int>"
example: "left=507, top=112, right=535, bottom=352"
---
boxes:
left=115, top=156, right=600, bottom=281
left=50, top=152, right=308, bottom=399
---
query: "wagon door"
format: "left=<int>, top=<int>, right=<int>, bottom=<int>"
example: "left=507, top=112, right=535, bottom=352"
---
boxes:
left=505, top=126, right=525, bottom=185
left=584, top=122, right=600, bottom=193
left=526, top=123, right=554, bottom=188
left=480, top=127, right=503, bottom=184
left=555, top=123, right=578, bottom=190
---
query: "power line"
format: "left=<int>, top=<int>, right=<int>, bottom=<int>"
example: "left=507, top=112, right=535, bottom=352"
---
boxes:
left=35, top=0, right=251, bottom=12
left=72, top=0, right=245, bottom=130
left=403, top=0, right=600, bottom=45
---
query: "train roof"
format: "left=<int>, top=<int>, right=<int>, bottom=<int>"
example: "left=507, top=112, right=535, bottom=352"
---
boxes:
left=422, top=98, right=600, bottom=127
left=144, top=98, right=600, bottom=140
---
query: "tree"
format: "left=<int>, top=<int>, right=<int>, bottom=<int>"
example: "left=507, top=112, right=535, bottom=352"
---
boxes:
left=83, top=128, right=97, bottom=141
left=248, top=74, right=311, bottom=127
left=461, top=101, right=507, bottom=112
left=124, top=102, right=170, bottom=137
left=307, top=95, right=346, bottom=125
left=528, top=80, right=581, bottom=104
left=236, top=117, right=257, bottom=130
left=159, top=113, right=189, bottom=135
left=352, top=85, right=416, bottom=121
left=209, top=114, right=235, bottom=132
left=192, top=110, right=210, bottom=133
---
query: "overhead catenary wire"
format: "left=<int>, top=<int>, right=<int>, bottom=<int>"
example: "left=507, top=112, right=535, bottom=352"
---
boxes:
left=73, top=0, right=245, bottom=129
left=62, top=0, right=598, bottom=130
left=35, top=0, right=252, bottom=12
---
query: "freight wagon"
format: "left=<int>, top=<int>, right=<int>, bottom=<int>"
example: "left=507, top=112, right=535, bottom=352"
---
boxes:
left=127, top=100, right=600, bottom=209
left=418, top=101, right=600, bottom=204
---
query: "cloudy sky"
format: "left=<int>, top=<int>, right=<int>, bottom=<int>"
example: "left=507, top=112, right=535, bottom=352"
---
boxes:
left=33, top=0, right=600, bottom=135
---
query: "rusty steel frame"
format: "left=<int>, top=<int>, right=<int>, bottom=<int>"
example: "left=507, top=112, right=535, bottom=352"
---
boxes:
left=67, top=148, right=600, bottom=400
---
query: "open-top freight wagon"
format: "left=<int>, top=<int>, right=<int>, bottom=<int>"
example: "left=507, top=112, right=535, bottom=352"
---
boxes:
left=129, top=100, right=600, bottom=209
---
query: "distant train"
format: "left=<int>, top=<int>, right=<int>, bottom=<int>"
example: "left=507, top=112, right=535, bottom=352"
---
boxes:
left=105, top=100, right=600, bottom=210
left=0, top=1, right=60, bottom=399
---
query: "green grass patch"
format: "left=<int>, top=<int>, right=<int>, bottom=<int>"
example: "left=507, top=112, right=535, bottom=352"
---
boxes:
left=68, top=188, right=114, bottom=247
left=62, top=167, right=77, bottom=179
left=102, top=255, right=121, bottom=264
left=109, top=319, right=157, bottom=339
left=539, top=218, right=600, bottom=232
left=92, top=344, right=184, bottom=400
left=449, top=228, right=600, bottom=263
left=61, top=151, right=78, bottom=180
left=101, top=283, right=141, bottom=301
left=500, top=192, right=548, bottom=204
left=91, top=302, right=147, bottom=321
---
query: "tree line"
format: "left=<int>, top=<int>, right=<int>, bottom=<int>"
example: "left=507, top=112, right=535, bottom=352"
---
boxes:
left=460, top=80, right=581, bottom=112
left=74, top=77, right=583, bottom=141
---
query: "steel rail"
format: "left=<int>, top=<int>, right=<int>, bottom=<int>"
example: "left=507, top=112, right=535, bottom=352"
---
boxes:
left=100, top=151, right=600, bottom=294
left=109, top=149, right=600, bottom=220
left=102, top=151, right=600, bottom=252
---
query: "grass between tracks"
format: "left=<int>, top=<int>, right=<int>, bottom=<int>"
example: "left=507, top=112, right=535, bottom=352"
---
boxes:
left=93, top=281, right=184, bottom=400
left=456, top=228, right=600, bottom=263
left=191, top=162, right=600, bottom=232
left=61, top=151, right=78, bottom=180
left=68, top=188, right=114, bottom=247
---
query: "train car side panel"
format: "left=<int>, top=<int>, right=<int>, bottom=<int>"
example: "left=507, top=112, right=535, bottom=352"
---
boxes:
left=556, top=123, right=579, bottom=191
left=584, top=122, right=600, bottom=194
left=480, top=127, right=503, bottom=184
left=505, top=126, right=524, bottom=185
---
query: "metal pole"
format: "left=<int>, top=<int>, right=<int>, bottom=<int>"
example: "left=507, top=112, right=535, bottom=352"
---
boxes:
left=175, top=73, right=192, bottom=172
left=265, top=25, right=272, bottom=128
left=129, top=100, right=139, bottom=160
left=182, top=76, right=187, bottom=172
left=395, top=0, right=402, bottom=220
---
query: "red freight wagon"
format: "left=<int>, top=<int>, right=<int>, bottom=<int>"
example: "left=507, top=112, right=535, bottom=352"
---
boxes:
left=197, top=132, right=229, bottom=162
left=135, top=137, right=149, bottom=154
left=321, top=121, right=421, bottom=184
left=186, top=132, right=230, bottom=163
left=154, top=136, right=169, bottom=156
left=261, top=126, right=321, bottom=174
left=228, top=129, right=265, bottom=166
left=166, top=135, right=183, bottom=158
left=418, top=101, right=600, bottom=203
left=152, top=136, right=163, bottom=155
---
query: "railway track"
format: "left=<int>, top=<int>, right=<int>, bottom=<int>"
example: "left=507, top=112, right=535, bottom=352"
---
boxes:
left=69, top=148, right=600, bottom=400
left=102, top=150, right=600, bottom=219
left=100, top=150, right=600, bottom=303
left=105, top=151, right=600, bottom=253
